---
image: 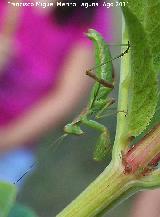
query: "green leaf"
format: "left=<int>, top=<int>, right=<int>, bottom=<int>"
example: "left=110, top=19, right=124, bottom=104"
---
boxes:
left=146, top=93, right=160, bottom=129
left=123, top=1, right=145, bottom=24
left=145, top=1, right=160, bottom=71
left=123, top=0, right=160, bottom=71
left=8, top=203, right=38, bottom=217
left=122, top=3, right=159, bottom=136
left=129, top=91, right=160, bottom=147
left=0, top=182, right=17, bottom=217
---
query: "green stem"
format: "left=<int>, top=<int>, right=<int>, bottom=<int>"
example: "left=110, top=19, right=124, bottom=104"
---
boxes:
left=56, top=11, right=160, bottom=217
left=56, top=163, right=136, bottom=217
left=112, top=16, right=131, bottom=163
left=56, top=16, right=134, bottom=217
left=56, top=124, right=160, bottom=217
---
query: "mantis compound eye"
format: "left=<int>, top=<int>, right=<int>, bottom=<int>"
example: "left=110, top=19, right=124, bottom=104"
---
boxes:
left=64, top=123, right=84, bottom=135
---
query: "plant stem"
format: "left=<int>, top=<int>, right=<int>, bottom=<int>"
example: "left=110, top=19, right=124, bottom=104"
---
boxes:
left=56, top=11, right=160, bottom=217
left=112, top=16, right=131, bottom=163
left=56, top=163, right=136, bottom=217
left=124, top=124, right=160, bottom=174
left=56, top=16, right=134, bottom=217
left=56, top=124, right=160, bottom=217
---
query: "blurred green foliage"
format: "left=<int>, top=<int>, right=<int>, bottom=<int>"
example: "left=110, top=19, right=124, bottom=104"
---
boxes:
left=0, top=182, right=16, bottom=217
left=8, top=203, right=37, bottom=217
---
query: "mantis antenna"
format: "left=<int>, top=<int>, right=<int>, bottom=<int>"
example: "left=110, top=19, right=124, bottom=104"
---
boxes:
left=14, top=134, right=67, bottom=184
left=87, top=41, right=130, bottom=73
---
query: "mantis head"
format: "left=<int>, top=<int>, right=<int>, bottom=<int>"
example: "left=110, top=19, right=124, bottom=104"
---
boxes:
left=64, top=123, right=84, bottom=135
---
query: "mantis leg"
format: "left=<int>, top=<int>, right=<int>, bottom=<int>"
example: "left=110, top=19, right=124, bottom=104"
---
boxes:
left=81, top=118, right=111, bottom=161
left=96, top=110, right=128, bottom=119
left=86, top=70, right=114, bottom=89
left=64, top=115, right=112, bottom=161
left=95, top=98, right=116, bottom=119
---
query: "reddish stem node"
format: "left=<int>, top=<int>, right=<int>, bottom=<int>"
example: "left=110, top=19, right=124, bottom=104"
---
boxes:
left=122, top=124, right=160, bottom=176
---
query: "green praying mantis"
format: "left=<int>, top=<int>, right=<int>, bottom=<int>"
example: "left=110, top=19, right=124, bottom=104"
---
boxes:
left=14, top=29, right=130, bottom=184
left=64, top=29, right=130, bottom=161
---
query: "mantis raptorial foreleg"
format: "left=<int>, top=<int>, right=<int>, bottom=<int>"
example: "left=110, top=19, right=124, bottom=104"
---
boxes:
left=80, top=117, right=111, bottom=161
